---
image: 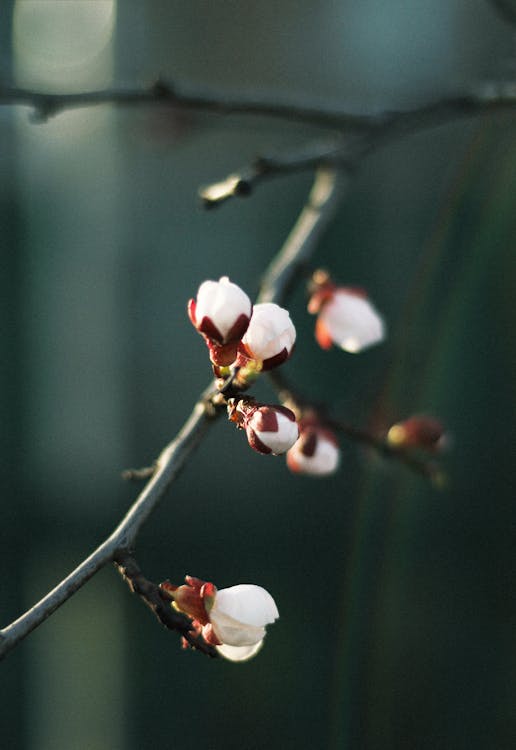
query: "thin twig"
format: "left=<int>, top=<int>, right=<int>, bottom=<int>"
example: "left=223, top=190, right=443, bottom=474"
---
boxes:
left=114, top=552, right=218, bottom=657
left=0, top=80, right=373, bottom=129
left=199, top=137, right=361, bottom=207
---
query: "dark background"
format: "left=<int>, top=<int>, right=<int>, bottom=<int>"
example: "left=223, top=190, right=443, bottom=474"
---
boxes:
left=1, top=2, right=515, bottom=749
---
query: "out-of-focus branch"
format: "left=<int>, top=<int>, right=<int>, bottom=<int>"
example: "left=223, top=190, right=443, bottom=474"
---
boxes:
left=2, top=80, right=515, bottom=132
left=200, top=85, right=516, bottom=206
left=258, top=166, right=351, bottom=305
left=268, top=369, right=445, bottom=485
left=331, top=419, right=445, bottom=486
left=200, top=138, right=361, bottom=208
left=0, top=80, right=373, bottom=129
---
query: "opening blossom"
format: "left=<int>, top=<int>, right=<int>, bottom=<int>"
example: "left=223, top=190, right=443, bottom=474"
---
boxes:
left=286, top=417, right=340, bottom=477
left=162, top=576, right=279, bottom=662
left=308, top=271, right=385, bottom=354
left=238, top=302, right=296, bottom=371
left=228, top=398, right=299, bottom=455
left=188, top=276, right=252, bottom=366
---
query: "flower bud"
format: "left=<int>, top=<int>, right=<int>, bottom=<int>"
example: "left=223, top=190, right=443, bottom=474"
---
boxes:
left=228, top=398, right=299, bottom=455
left=287, top=419, right=340, bottom=476
left=188, top=277, right=252, bottom=366
left=162, top=575, right=279, bottom=662
left=238, top=303, right=296, bottom=371
left=208, top=584, right=279, bottom=649
left=308, top=273, right=385, bottom=353
left=387, top=415, right=447, bottom=452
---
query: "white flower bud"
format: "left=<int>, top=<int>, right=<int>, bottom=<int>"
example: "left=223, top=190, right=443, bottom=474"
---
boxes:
left=315, top=289, right=385, bottom=353
left=188, top=276, right=252, bottom=344
left=246, top=405, right=299, bottom=455
left=208, top=584, right=279, bottom=649
left=239, top=303, right=296, bottom=370
left=287, top=424, right=340, bottom=476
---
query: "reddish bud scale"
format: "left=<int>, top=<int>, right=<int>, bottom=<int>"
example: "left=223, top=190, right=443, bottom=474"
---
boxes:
left=161, top=575, right=217, bottom=626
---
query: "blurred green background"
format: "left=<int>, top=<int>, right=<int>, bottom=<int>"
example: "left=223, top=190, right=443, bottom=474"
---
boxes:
left=1, top=2, right=515, bottom=749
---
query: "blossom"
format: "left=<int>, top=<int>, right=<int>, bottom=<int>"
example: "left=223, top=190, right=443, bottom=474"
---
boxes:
left=188, top=276, right=252, bottom=366
left=308, top=273, right=385, bottom=353
left=238, top=303, right=296, bottom=371
left=287, top=418, right=340, bottom=476
left=163, top=576, right=279, bottom=662
left=228, top=398, right=299, bottom=455
left=387, top=415, right=447, bottom=452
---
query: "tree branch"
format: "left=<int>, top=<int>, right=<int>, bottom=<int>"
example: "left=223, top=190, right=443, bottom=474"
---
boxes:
left=0, top=391, right=221, bottom=660
left=200, top=84, right=516, bottom=206
left=0, top=159, right=345, bottom=659
left=1, top=80, right=514, bottom=134
left=258, top=166, right=352, bottom=305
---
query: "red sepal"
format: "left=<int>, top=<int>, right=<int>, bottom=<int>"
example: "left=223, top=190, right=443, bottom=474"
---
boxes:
left=315, top=318, right=333, bottom=350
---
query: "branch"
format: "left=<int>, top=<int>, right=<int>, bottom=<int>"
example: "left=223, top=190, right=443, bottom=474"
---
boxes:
left=332, top=419, right=445, bottom=486
left=0, top=160, right=345, bottom=659
left=0, top=390, right=222, bottom=661
left=2, top=80, right=514, bottom=135
left=258, top=166, right=352, bottom=305
left=200, top=85, right=516, bottom=206
left=0, top=80, right=373, bottom=129
left=199, top=137, right=362, bottom=207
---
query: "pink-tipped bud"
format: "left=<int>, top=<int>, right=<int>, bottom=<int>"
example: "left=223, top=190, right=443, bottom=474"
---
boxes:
left=238, top=303, right=296, bottom=371
left=188, top=277, right=252, bottom=366
left=308, top=272, right=385, bottom=353
left=387, top=415, right=447, bottom=452
left=228, top=398, right=299, bottom=455
left=287, top=418, right=340, bottom=476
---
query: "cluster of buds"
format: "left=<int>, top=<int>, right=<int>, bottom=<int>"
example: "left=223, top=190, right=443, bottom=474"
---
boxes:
left=387, top=415, right=447, bottom=453
left=189, top=277, right=299, bottom=458
left=188, top=277, right=296, bottom=376
left=161, top=576, right=279, bottom=662
left=308, top=269, right=385, bottom=353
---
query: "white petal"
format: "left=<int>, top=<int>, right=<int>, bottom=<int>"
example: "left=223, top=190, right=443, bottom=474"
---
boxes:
left=216, top=641, right=264, bottom=662
left=210, top=609, right=266, bottom=646
left=254, top=411, right=299, bottom=455
left=215, top=584, right=279, bottom=626
left=322, top=292, right=385, bottom=353
left=289, top=436, right=340, bottom=476
left=242, top=303, right=296, bottom=360
left=195, top=277, right=251, bottom=340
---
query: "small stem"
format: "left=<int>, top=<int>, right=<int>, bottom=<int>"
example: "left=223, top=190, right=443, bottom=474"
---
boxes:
left=114, top=552, right=218, bottom=657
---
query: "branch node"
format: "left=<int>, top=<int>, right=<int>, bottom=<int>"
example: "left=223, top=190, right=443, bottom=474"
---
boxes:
left=121, top=465, right=156, bottom=482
